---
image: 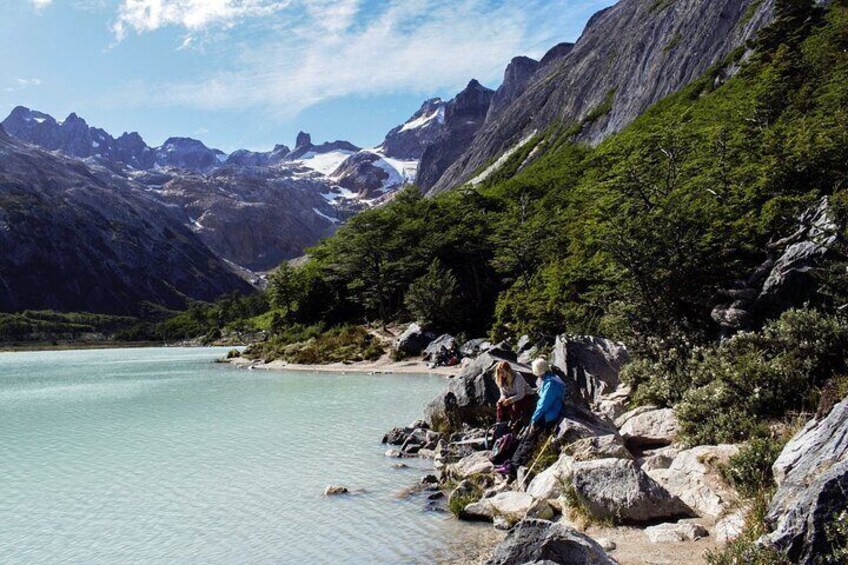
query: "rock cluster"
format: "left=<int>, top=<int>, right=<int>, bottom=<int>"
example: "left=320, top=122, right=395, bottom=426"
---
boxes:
left=384, top=332, right=848, bottom=564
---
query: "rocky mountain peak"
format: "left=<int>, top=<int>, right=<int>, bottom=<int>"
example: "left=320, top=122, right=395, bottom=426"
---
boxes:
left=296, top=131, right=312, bottom=149
left=539, top=42, right=575, bottom=68
left=426, top=0, right=775, bottom=193
left=488, top=56, right=540, bottom=120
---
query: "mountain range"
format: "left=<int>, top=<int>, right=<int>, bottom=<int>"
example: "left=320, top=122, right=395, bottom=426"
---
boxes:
left=0, top=0, right=776, bottom=315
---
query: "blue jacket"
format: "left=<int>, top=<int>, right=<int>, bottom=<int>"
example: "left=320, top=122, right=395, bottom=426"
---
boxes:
left=532, top=372, right=566, bottom=425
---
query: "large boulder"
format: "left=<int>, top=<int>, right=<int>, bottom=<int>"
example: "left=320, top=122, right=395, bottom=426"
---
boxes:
left=647, top=445, right=739, bottom=519
left=486, top=519, right=617, bottom=565
left=570, top=458, right=692, bottom=523
left=595, top=385, right=632, bottom=422
left=526, top=454, right=575, bottom=501
left=460, top=338, right=493, bottom=357
left=424, top=352, right=532, bottom=430
left=617, top=407, right=679, bottom=450
left=423, top=333, right=458, bottom=361
left=447, top=451, right=495, bottom=479
left=464, top=491, right=554, bottom=522
left=567, top=435, right=633, bottom=462
left=759, top=397, right=848, bottom=564
left=552, top=335, right=630, bottom=407
left=394, top=323, right=436, bottom=355
left=556, top=403, right=620, bottom=445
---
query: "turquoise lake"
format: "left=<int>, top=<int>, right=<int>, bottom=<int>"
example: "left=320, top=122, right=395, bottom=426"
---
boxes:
left=0, top=347, right=476, bottom=564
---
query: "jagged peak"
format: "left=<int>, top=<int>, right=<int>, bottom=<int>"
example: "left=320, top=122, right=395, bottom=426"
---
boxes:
left=539, top=42, right=575, bottom=68
left=295, top=131, right=312, bottom=149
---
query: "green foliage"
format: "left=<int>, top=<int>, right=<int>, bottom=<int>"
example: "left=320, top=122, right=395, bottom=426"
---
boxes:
left=0, top=310, right=141, bottom=343
left=404, top=259, right=462, bottom=330
left=706, top=494, right=791, bottom=565
left=721, top=436, right=788, bottom=499
left=246, top=325, right=383, bottom=365
left=674, top=309, right=848, bottom=444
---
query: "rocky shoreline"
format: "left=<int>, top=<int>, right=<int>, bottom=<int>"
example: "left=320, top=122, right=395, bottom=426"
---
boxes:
left=224, top=325, right=847, bottom=564
left=374, top=331, right=847, bottom=564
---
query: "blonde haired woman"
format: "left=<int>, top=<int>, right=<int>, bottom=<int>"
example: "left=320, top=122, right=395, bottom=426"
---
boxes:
left=494, top=361, right=534, bottom=425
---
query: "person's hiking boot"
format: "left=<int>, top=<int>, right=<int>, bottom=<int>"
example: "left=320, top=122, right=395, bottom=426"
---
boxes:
left=495, top=462, right=514, bottom=476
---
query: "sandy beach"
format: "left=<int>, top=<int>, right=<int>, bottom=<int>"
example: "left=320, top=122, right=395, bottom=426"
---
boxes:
left=227, top=353, right=462, bottom=377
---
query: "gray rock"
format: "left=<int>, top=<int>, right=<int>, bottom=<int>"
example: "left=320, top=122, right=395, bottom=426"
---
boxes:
left=448, top=451, right=495, bottom=479
left=567, top=434, right=633, bottom=462
left=460, top=338, right=493, bottom=357
left=526, top=454, right=575, bottom=501
left=617, top=407, right=679, bottom=449
left=644, top=522, right=708, bottom=543
left=647, top=445, right=739, bottom=519
left=557, top=403, right=621, bottom=445
left=423, top=334, right=458, bottom=361
left=714, top=508, right=747, bottom=544
left=424, top=352, right=532, bottom=429
left=485, top=519, right=617, bottom=565
left=760, top=396, right=848, bottom=563
left=395, top=323, right=436, bottom=356
left=464, top=491, right=553, bottom=522
left=323, top=485, right=349, bottom=496
left=571, top=458, right=692, bottom=523
left=552, top=335, right=630, bottom=407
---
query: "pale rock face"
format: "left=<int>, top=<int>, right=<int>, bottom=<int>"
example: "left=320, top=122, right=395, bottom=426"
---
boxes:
left=464, top=492, right=553, bottom=522
left=428, top=0, right=775, bottom=193
left=526, top=455, right=575, bottom=501
left=570, top=458, right=692, bottom=523
left=647, top=445, right=740, bottom=519
left=448, top=451, right=494, bottom=479
left=760, top=397, right=848, bottom=564
left=567, top=435, right=633, bottom=462
left=714, top=508, right=748, bottom=544
left=617, top=407, right=679, bottom=449
left=644, top=522, right=709, bottom=543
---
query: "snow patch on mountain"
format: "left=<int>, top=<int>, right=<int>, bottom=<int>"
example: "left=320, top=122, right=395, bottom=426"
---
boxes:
left=297, top=150, right=356, bottom=176
left=469, top=131, right=537, bottom=186
left=399, top=106, right=446, bottom=132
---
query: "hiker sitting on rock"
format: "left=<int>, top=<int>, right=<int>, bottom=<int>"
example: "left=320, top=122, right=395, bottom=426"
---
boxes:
left=495, top=358, right=566, bottom=477
left=494, top=361, right=534, bottom=427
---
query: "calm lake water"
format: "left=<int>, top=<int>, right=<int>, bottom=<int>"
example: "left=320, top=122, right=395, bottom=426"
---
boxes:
left=0, top=347, right=475, bottom=564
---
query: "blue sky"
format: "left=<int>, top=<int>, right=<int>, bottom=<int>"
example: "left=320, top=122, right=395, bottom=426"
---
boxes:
left=1, top=0, right=614, bottom=152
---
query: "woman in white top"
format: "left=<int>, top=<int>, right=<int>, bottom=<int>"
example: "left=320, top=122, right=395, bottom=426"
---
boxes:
left=494, top=360, right=535, bottom=425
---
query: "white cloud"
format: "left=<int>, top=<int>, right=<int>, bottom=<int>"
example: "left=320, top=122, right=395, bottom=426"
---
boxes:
left=116, top=0, right=608, bottom=116
left=112, top=0, right=292, bottom=41
left=5, top=78, right=43, bottom=92
left=107, top=0, right=614, bottom=123
left=30, top=0, right=53, bottom=10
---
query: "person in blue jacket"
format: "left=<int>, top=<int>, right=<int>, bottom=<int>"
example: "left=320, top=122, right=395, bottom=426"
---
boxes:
left=495, top=358, right=567, bottom=477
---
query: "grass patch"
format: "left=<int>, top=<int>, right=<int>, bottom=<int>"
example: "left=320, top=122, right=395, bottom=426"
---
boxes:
left=246, top=325, right=384, bottom=364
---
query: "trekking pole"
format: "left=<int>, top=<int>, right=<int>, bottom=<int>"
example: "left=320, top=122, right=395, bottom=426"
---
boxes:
left=518, top=434, right=554, bottom=491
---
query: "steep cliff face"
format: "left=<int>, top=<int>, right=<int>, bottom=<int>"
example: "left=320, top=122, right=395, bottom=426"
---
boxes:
left=427, top=0, right=775, bottom=194
left=416, top=79, right=495, bottom=191
left=0, top=134, right=253, bottom=315
left=379, top=98, right=448, bottom=160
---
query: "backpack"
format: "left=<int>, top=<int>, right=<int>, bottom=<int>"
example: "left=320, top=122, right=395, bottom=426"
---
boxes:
left=489, top=433, right=517, bottom=465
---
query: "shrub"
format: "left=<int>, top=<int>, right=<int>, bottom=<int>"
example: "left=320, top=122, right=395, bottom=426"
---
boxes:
left=706, top=494, right=790, bottom=565
left=721, top=436, right=788, bottom=499
left=404, top=259, right=462, bottom=330
left=631, top=309, right=848, bottom=444
left=287, top=326, right=385, bottom=365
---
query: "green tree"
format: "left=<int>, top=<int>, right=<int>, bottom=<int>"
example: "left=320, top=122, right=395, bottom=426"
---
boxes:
left=404, top=259, right=462, bottom=330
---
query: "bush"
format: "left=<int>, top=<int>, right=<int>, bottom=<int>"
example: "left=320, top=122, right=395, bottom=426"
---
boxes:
left=404, top=259, right=462, bottom=330
left=287, top=326, right=385, bottom=365
left=721, top=436, right=788, bottom=499
left=627, top=309, right=848, bottom=444
left=706, top=494, right=790, bottom=565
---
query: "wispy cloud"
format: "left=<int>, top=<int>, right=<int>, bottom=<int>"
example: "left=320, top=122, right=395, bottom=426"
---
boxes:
left=112, top=0, right=292, bottom=41
left=5, top=78, right=43, bottom=92
left=111, top=0, right=609, bottom=118
left=30, top=0, right=53, bottom=11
